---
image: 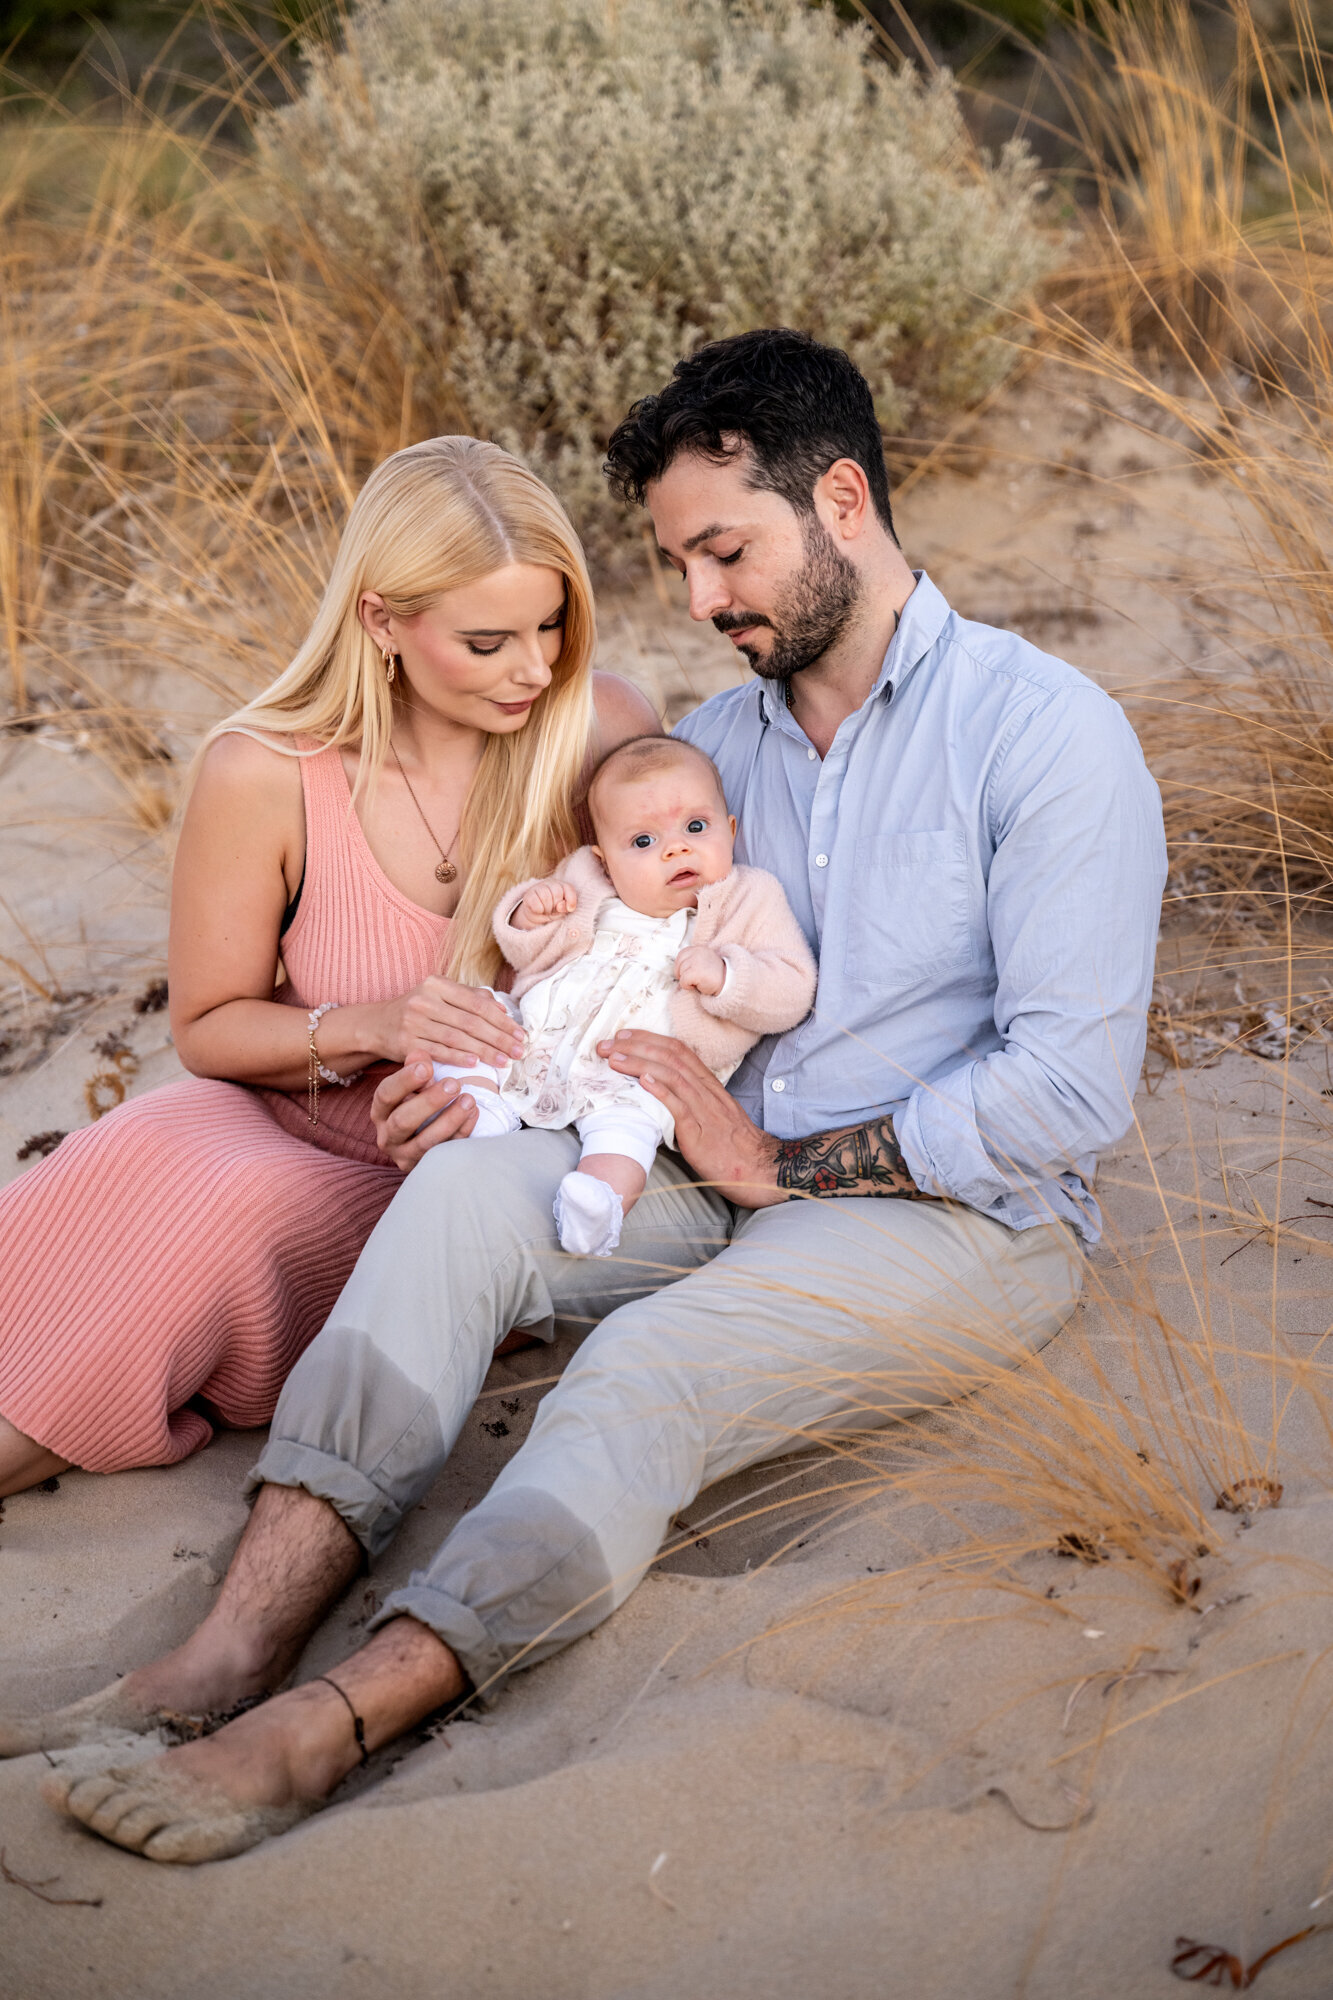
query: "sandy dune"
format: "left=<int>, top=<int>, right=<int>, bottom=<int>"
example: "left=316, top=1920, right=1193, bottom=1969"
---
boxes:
left=3, top=372, right=1331, bottom=1998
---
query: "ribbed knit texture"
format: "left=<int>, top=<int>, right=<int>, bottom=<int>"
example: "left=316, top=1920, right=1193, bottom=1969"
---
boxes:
left=0, top=742, right=449, bottom=1472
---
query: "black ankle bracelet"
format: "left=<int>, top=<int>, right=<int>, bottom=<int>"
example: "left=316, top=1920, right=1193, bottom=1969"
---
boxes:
left=314, top=1675, right=369, bottom=1765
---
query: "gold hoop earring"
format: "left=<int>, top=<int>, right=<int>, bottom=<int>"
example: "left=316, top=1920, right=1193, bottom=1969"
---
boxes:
left=382, top=648, right=397, bottom=684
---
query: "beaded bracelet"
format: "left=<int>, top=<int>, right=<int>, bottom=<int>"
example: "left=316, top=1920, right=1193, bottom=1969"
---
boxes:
left=306, top=1002, right=353, bottom=1126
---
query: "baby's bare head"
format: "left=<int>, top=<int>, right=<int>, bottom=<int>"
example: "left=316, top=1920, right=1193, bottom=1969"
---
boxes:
left=586, top=735, right=735, bottom=917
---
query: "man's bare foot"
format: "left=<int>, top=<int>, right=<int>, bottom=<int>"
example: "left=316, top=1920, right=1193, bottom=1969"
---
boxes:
left=46, top=1618, right=465, bottom=1864
left=1, top=1483, right=362, bottom=1759
left=0, top=1680, right=162, bottom=1759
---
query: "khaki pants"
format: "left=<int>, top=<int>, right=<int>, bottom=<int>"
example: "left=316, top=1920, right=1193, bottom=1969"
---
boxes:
left=252, top=1127, right=1083, bottom=1698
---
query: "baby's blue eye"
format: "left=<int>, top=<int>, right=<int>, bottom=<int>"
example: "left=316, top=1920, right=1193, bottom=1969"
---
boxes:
left=686, top=818, right=707, bottom=834
left=632, top=834, right=654, bottom=849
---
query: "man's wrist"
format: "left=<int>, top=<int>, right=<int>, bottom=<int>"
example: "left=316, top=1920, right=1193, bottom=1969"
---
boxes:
left=730, top=1126, right=786, bottom=1208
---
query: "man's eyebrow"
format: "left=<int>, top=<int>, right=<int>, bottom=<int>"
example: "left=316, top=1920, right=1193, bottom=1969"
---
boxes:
left=681, top=522, right=734, bottom=554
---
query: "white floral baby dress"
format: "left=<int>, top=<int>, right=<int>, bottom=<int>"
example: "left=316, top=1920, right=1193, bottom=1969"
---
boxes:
left=503, top=899, right=722, bottom=1147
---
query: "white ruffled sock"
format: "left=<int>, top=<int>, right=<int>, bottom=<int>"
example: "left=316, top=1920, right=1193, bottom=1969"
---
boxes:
left=553, top=1171, right=624, bottom=1257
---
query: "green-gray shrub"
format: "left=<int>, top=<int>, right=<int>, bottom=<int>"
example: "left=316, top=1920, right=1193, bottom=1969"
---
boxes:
left=261, top=0, right=1054, bottom=561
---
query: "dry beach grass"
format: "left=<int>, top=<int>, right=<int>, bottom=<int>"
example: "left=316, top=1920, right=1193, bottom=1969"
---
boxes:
left=4, top=3, right=1333, bottom=1994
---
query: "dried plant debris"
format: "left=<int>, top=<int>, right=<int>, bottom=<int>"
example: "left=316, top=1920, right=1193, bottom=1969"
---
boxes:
left=987, top=1784, right=1095, bottom=1833
left=133, top=978, right=168, bottom=1014
left=0, top=1848, right=102, bottom=1908
left=1147, top=992, right=1333, bottom=1072
left=84, top=1028, right=141, bottom=1122
left=1055, top=1532, right=1110, bottom=1563
left=1171, top=1924, right=1332, bottom=1988
left=1167, top=1559, right=1204, bottom=1602
left=158, top=1694, right=266, bottom=1746
left=16, top=1130, right=66, bottom=1161
left=1216, top=1477, right=1282, bottom=1516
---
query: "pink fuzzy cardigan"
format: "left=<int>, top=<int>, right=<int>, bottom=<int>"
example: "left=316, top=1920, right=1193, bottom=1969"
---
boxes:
left=492, top=846, right=817, bottom=1075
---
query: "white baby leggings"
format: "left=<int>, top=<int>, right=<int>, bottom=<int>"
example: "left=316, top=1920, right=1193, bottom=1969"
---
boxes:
left=430, top=1054, right=662, bottom=1258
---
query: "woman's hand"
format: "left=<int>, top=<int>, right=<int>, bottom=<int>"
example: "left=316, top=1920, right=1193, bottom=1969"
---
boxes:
left=365, top=977, right=524, bottom=1070
left=371, top=1059, right=483, bottom=1171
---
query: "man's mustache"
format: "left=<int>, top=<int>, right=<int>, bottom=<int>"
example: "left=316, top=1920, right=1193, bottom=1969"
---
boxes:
left=712, top=611, right=774, bottom=636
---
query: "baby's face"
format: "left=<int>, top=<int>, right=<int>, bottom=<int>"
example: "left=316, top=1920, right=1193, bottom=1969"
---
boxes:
left=591, top=765, right=736, bottom=917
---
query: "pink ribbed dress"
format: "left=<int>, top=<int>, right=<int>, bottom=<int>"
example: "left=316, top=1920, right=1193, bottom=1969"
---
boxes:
left=0, top=743, right=448, bottom=1473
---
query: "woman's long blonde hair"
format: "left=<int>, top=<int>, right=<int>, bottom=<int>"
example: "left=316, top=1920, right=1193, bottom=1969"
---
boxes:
left=204, top=436, right=595, bottom=985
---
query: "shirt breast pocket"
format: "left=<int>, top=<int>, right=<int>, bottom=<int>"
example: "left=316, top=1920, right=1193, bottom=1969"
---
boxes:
left=843, top=830, right=975, bottom=991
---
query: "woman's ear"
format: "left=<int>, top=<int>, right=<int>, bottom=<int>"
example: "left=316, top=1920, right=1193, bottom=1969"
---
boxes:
left=358, top=590, right=393, bottom=646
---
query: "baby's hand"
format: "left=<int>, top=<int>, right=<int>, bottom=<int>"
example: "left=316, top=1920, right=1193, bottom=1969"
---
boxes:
left=512, top=879, right=578, bottom=931
left=674, top=944, right=727, bottom=997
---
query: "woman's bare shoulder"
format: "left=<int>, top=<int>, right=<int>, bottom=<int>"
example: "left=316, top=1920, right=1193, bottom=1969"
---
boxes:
left=193, top=730, right=306, bottom=803
left=187, top=731, right=307, bottom=837
left=591, top=670, right=661, bottom=753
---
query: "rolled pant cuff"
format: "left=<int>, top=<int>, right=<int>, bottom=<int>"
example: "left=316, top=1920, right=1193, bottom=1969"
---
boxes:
left=245, top=1440, right=404, bottom=1559
left=368, top=1586, right=508, bottom=1705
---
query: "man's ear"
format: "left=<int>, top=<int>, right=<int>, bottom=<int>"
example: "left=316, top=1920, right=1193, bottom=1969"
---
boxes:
left=813, top=457, right=872, bottom=543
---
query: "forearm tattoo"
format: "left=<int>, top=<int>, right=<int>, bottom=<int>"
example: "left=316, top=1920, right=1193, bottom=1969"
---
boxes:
left=775, top=1116, right=927, bottom=1199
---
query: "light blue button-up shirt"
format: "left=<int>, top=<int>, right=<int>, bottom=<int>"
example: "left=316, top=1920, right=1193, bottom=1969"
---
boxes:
left=675, top=573, right=1166, bottom=1243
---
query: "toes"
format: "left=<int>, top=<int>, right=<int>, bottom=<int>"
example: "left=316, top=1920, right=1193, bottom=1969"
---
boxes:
left=107, top=1801, right=178, bottom=1848
left=39, top=1768, right=76, bottom=1810
left=143, top=1813, right=251, bottom=1865
left=49, top=1768, right=175, bottom=1851
left=84, top=1777, right=160, bottom=1841
left=48, top=1770, right=125, bottom=1828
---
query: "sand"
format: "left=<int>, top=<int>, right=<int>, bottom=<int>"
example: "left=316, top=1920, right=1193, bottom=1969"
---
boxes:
left=2, top=366, right=1331, bottom=1999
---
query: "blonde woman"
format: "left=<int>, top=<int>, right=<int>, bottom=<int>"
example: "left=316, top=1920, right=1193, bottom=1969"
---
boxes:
left=0, top=437, right=656, bottom=1498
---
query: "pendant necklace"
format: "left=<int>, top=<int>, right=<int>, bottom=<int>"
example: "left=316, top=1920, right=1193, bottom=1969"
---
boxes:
left=389, top=740, right=460, bottom=885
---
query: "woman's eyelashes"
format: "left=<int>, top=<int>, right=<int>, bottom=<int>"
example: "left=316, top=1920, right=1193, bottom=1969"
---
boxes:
left=466, top=613, right=565, bottom=658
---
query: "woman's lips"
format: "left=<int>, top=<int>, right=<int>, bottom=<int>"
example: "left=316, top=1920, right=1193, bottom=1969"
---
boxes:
left=491, top=697, right=537, bottom=715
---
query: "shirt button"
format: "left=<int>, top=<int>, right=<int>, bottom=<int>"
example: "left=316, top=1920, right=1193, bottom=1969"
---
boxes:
left=807, top=747, right=817, bottom=761
left=771, top=1078, right=786, bottom=1092
left=814, top=853, right=829, bottom=868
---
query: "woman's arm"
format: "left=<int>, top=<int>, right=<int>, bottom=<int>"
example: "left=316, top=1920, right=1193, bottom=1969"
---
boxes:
left=169, top=735, right=521, bottom=1089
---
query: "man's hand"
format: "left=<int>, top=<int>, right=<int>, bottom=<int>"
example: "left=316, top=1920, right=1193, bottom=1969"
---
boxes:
left=674, top=944, right=727, bottom=997
left=601, top=1032, right=932, bottom=1205
left=512, top=879, right=577, bottom=931
left=599, top=1030, right=784, bottom=1207
left=371, top=1058, right=483, bottom=1172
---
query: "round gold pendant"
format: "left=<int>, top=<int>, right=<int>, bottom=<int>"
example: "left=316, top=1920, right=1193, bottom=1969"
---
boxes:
left=435, top=859, right=458, bottom=885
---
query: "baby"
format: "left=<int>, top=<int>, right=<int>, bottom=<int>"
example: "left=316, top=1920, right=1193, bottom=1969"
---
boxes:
left=432, top=734, right=817, bottom=1257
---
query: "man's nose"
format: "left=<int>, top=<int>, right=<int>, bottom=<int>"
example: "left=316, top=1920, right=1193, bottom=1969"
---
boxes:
left=685, top=563, right=730, bottom=623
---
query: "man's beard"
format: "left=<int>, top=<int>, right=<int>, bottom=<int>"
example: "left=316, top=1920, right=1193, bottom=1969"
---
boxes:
left=713, top=521, right=861, bottom=681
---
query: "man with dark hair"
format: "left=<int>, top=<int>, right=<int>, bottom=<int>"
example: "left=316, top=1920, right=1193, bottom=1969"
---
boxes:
left=29, top=331, right=1166, bottom=1864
